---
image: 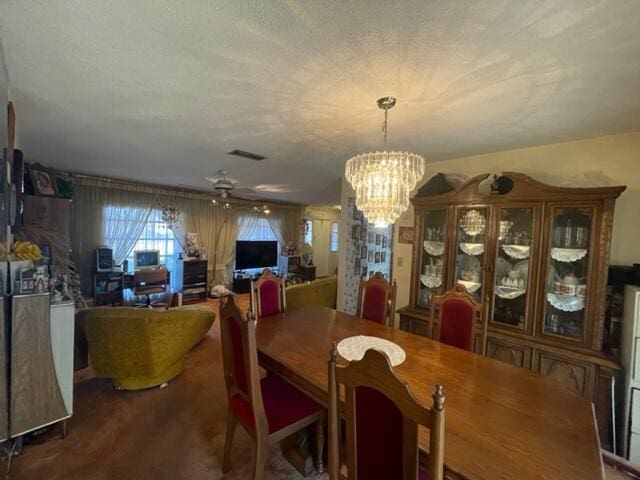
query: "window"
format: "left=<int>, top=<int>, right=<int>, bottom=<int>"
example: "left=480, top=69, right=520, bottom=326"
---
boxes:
left=103, top=206, right=180, bottom=273
left=330, top=222, right=339, bottom=252
left=304, top=219, right=313, bottom=245
left=238, top=217, right=278, bottom=241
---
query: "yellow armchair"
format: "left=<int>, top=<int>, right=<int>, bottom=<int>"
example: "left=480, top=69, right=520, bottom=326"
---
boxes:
left=285, top=275, right=337, bottom=311
left=78, top=305, right=215, bottom=390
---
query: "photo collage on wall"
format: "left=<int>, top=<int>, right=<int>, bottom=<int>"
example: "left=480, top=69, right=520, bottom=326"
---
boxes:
left=343, top=197, right=394, bottom=314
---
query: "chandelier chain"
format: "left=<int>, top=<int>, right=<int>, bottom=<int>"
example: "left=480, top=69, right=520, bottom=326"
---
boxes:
left=382, top=107, right=389, bottom=147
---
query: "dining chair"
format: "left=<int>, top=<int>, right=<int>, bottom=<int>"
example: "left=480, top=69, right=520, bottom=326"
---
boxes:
left=355, top=272, right=397, bottom=326
left=250, top=267, right=286, bottom=319
left=328, top=344, right=445, bottom=480
left=219, top=294, right=325, bottom=479
left=430, top=284, right=487, bottom=354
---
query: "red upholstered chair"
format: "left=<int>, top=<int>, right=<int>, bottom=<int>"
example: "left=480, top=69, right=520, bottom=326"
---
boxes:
left=250, top=268, right=286, bottom=320
left=355, top=272, right=397, bottom=326
left=219, top=294, right=325, bottom=479
left=430, top=284, right=487, bottom=354
left=328, top=344, right=445, bottom=480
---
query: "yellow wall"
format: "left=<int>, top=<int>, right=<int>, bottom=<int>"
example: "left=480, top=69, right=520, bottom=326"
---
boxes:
left=392, top=132, right=640, bottom=317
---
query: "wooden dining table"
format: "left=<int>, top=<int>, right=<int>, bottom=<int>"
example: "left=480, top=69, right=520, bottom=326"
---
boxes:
left=255, top=306, right=604, bottom=480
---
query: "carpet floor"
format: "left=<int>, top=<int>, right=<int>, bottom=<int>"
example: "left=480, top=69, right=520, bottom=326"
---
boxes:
left=7, top=296, right=327, bottom=480
left=4, top=297, right=627, bottom=480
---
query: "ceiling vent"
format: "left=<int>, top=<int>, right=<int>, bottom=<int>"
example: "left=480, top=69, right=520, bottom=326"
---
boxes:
left=228, top=149, right=266, bottom=161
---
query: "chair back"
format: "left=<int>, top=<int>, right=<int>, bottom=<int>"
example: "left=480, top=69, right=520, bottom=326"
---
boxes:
left=219, top=294, right=268, bottom=438
left=133, top=268, right=168, bottom=295
left=355, top=272, right=397, bottom=326
left=430, top=284, right=486, bottom=353
left=250, top=268, right=286, bottom=319
left=328, top=345, right=445, bottom=480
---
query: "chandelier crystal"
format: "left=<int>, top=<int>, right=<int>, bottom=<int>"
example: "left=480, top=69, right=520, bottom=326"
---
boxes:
left=345, top=97, right=425, bottom=228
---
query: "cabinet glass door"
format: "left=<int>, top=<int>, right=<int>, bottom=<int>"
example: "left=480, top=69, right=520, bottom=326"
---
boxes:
left=492, top=207, right=534, bottom=330
left=542, top=207, right=593, bottom=341
left=417, top=209, right=447, bottom=309
left=454, top=207, right=489, bottom=301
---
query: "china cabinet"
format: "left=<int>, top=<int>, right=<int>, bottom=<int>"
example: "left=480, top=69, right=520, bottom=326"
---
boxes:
left=398, top=172, right=625, bottom=450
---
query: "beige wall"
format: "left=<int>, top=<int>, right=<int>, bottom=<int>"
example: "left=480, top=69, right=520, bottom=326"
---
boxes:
left=392, top=132, right=640, bottom=317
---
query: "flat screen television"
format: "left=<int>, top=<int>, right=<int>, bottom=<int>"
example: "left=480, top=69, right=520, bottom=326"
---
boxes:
left=134, top=250, right=160, bottom=270
left=235, top=241, right=278, bottom=270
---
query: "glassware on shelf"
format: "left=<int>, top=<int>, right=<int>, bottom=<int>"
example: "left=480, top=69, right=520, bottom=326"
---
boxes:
left=419, top=209, right=447, bottom=308
left=492, top=207, right=534, bottom=329
left=543, top=207, right=593, bottom=340
left=455, top=208, right=488, bottom=301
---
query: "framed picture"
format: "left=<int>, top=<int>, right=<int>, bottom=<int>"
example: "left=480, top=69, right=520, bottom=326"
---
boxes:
left=360, top=245, right=367, bottom=259
left=360, top=226, right=366, bottom=240
left=354, top=257, right=361, bottom=276
left=381, top=251, right=387, bottom=263
left=27, top=163, right=57, bottom=196
left=398, top=226, right=414, bottom=244
left=368, top=232, right=374, bottom=243
left=368, top=250, right=374, bottom=262
left=382, top=236, right=387, bottom=249
left=375, top=234, right=381, bottom=245
left=375, top=252, right=381, bottom=263
left=361, top=265, right=368, bottom=278
left=351, top=224, right=359, bottom=240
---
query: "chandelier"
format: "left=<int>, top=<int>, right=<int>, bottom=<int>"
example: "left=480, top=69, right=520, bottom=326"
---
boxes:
left=345, top=96, right=425, bottom=228
left=161, top=205, right=181, bottom=227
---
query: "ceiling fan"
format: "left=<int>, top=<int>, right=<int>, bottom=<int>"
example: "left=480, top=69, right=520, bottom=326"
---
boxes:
left=205, top=169, right=294, bottom=199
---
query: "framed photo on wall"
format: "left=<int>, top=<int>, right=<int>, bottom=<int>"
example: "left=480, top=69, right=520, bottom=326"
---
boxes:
left=375, top=234, right=381, bottom=245
left=381, top=251, right=387, bottom=263
left=26, top=163, right=57, bottom=196
left=354, top=257, right=361, bottom=276
left=398, top=226, right=414, bottom=244
left=375, top=251, right=381, bottom=263
left=368, top=250, right=374, bottom=262
left=382, top=236, right=387, bottom=249
left=360, top=245, right=367, bottom=259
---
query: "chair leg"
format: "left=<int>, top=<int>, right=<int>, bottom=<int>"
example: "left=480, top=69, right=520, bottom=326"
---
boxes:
left=222, top=411, right=237, bottom=474
left=253, top=438, right=269, bottom=480
left=315, top=419, right=325, bottom=473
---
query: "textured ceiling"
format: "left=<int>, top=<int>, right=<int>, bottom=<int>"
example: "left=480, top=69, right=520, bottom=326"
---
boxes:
left=1, top=1, right=639, bottom=204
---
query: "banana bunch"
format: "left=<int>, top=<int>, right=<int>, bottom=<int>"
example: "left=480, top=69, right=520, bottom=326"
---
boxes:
left=11, top=241, right=42, bottom=261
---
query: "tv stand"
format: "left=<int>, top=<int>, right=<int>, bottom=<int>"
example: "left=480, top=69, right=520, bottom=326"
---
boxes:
left=232, top=268, right=281, bottom=294
left=232, top=276, right=252, bottom=294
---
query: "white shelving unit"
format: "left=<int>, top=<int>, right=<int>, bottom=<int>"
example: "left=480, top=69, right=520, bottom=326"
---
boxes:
left=621, top=285, right=640, bottom=460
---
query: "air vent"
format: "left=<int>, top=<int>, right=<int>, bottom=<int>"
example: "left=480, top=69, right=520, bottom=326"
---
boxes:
left=228, top=149, right=266, bottom=161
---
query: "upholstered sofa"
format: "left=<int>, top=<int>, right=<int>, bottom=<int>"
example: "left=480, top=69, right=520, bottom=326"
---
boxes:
left=285, top=275, right=337, bottom=310
left=78, top=305, right=215, bottom=390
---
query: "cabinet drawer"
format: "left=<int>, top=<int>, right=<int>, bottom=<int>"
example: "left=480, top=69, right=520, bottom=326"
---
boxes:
left=399, top=316, right=430, bottom=338
left=534, top=350, right=595, bottom=398
left=412, top=320, right=430, bottom=338
left=486, top=337, right=532, bottom=369
left=634, top=338, right=640, bottom=383
left=630, top=432, right=640, bottom=465
left=632, top=389, right=640, bottom=434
